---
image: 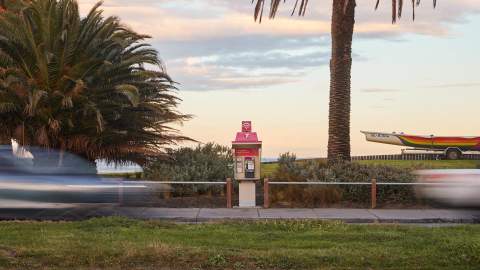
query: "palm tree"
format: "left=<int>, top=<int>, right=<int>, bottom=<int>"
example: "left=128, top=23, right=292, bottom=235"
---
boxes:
left=0, top=0, right=190, bottom=165
left=253, top=0, right=437, bottom=163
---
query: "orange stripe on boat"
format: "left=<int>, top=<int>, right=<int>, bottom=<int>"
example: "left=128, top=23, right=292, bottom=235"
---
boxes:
left=400, top=135, right=480, bottom=147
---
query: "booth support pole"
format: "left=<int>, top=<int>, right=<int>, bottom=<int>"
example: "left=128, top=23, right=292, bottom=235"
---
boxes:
left=226, top=178, right=233, bottom=208
left=263, top=178, right=270, bottom=208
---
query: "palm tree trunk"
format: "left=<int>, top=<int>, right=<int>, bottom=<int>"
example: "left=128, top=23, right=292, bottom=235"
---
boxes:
left=328, top=0, right=356, bottom=163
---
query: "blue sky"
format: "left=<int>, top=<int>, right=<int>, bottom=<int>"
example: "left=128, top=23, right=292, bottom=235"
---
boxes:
left=80, top=0, right=480, bottom=158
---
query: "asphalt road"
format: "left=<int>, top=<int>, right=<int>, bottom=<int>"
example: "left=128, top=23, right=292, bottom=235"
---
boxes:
left=0, top=206, right=479, bottom=224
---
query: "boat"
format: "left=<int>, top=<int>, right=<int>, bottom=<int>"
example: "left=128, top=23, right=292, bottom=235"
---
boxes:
left=361, top=131, right=480, bottom=159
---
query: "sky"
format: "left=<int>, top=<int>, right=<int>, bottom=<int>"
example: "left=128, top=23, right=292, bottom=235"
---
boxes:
left=79, top=0, right=480, bottom=159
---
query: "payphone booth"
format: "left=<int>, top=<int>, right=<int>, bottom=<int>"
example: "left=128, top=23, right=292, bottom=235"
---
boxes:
left=232, top=121, right=262, bottom=208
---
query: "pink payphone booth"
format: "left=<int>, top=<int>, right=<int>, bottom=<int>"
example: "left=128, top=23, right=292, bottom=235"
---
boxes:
left=232, top=121, right=262, bottom=207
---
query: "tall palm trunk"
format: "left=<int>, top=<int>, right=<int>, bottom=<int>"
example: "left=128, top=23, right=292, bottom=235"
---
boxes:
left=328, top=0, right=356, bottom=163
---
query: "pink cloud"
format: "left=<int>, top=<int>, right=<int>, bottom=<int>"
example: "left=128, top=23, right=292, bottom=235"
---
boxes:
left=78, top=0, right=479, bottom=42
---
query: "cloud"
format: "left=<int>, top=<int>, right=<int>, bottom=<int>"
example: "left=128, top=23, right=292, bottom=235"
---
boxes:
left=77, top=0, right=480, bottom=92
left=424, top=82, right=480, bottom=89
left=80, top=0, right=479, bottom=41
left=369, top=105, right=387, bottom=110
left=174, top=71, right=302, bottom=92
left=155, top=35, right=329, bottom=61
left=160, top=35, right=330, bottom=90
left=203, top=50, right=329, bottom=69
left=169, top=59, right=308, bottom=91
left=361, top=88, right=401, bottom=93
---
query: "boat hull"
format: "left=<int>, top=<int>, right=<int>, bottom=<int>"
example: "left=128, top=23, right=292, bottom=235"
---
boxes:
left=361, top=131, right=480, bottom=151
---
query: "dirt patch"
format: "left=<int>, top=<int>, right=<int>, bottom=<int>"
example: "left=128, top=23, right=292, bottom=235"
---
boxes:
left=0, top=246, right=17, bottom=258
left=123, top=195, right=228, bottom=208
left=271, top=201, right=434, bottom=209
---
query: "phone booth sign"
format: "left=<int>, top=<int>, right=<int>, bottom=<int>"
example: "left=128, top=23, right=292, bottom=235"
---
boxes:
left=232, top=121, right=262, bottom=207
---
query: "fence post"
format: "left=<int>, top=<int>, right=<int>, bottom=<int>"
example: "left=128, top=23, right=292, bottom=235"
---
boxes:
left=371, top=179, right=377, bottom=209
left=118, top=181, right=124, bottom=205
left=264, top=178, right=270, bottom=209
left=226, top=178, right=232, bottom=208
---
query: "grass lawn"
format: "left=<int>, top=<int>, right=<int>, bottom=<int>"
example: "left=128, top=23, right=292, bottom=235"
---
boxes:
left=261, top=163, right=278, bottom=177
left=0, top=218, right=479, bottom=269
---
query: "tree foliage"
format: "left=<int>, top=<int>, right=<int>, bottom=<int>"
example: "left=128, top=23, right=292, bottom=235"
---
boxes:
left=144, top=143, right=233, bottom=183
left=0, top=0, right=190, bottom=163
left=253, top=0, right=437, bottom=23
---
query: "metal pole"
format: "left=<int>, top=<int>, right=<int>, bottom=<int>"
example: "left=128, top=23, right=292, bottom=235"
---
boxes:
left=264, top=178, right=269, bottom=208
left=226, top=178, right=232, bottom=208
left=371, top=179, right=377, bottom=209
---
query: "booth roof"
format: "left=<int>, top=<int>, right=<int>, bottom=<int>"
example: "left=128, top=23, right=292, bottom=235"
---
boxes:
left=233, top=132, right=261, bottom=144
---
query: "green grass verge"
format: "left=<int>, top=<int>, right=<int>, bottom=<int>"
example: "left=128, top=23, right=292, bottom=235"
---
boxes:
left=0, top=218, right=479, bottom=269
left=261, top=163, right=278, bottom=177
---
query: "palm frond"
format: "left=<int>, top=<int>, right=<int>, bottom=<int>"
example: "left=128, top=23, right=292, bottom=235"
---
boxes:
left=253, top=0, right=309, bottom=22
left=0, top=102, right=16, bottom=113
left=115, top=84, right=140, bottom=107
left=253, top=0, right=437, bottom=23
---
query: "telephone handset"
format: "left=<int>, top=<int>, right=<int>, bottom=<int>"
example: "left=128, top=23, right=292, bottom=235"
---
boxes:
left=244, top=157, right=255, bottom=179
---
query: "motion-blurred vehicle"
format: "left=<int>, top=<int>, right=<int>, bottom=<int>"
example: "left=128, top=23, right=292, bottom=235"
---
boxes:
left=415, top=169, right=480, bottom=207
left=0, top=144, right=148, bottom=207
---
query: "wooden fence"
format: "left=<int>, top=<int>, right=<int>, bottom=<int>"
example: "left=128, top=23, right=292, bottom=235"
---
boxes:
left=263, top=178, right=465, bottom=209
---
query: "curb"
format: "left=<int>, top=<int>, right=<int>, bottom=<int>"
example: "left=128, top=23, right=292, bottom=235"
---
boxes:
left=1, top=208, right=479, bottom=224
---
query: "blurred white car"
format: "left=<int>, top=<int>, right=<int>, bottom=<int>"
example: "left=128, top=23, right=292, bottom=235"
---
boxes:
left=0, top=145, right=148, bottom=207
left=415, top=169, right=480, bottom=207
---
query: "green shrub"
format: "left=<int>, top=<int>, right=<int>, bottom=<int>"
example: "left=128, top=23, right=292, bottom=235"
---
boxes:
left=207, top=254, right=228, bottom=267
left=144, top=143, right=233, bottom=195
left=271, top=153, right=418, bottom=207
left=273, top=153, right=304, bottom=181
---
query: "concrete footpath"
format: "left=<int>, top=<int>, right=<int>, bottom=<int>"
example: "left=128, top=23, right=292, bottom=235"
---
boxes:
left=0, top=207, right=479, bottom=224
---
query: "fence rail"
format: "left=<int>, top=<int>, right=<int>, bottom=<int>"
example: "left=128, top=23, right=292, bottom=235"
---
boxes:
left=269, top=181, right=371, bottom=185
left=268, top=181, right=464, bottom=186
left=119, top=179, right=233, bottom=208
left=132, top=181, right=227, bottom=185
left=352, top=153, right=480, bottom=161
left=266, top=153, right=480, bottom=163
